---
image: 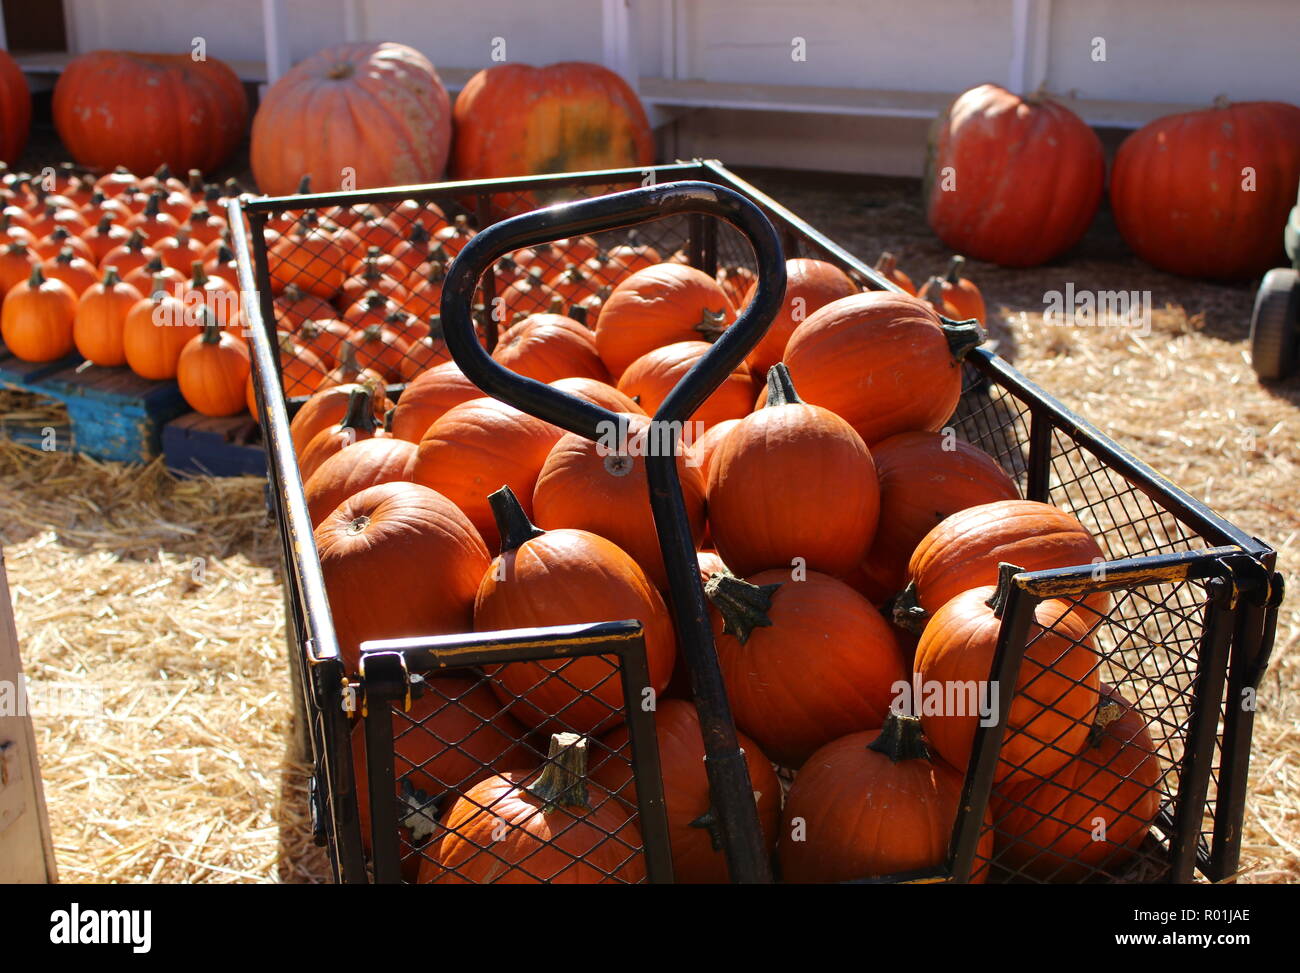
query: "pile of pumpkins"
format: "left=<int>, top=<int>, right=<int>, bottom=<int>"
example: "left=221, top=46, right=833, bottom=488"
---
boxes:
left=275, top=214, right=1163, bottom=884
left=0, top=163, right=254, bottom=417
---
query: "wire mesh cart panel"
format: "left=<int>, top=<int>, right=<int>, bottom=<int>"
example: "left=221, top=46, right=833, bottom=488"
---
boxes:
left=228, top=161, right=1280, bottom=884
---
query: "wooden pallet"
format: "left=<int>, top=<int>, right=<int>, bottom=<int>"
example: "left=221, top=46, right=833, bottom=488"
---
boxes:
left=162, top=413, right=267, bottom=478
left=0, top=350, right=190, bottom=463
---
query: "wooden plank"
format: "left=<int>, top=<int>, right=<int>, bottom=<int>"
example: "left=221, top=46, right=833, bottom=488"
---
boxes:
left=163, top=412, right=266, bottom=478
left=0, top=551, right=58, bottom=883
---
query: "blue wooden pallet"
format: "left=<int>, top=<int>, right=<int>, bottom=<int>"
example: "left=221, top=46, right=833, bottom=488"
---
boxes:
left=163, top=412, right=267, bottom=478
left=0, top=349, right=190, bottom=463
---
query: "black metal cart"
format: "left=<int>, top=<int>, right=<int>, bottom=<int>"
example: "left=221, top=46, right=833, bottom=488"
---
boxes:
left=229, top=160, right=1281, bottom=884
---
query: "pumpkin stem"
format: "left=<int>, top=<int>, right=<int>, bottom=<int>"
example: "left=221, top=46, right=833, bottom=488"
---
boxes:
left=548, top=295, right=565, bottom=314
left=943, top=320, right=985, bottom=362
left=1087, top=690, right=1124, bottom=748
left=153, top=164, right=171, bottom=182
left=867, top=712, right=931, bottom=762
left=568, top=304, right=588, bottom=327
left=143, top=192, right=162, bottom=218
left=95, top=214, right=113, bottom=234
left=890, top=582, right=928, bottom=634
left=763, top=363, right=803, bottom=407
left=408, top=223, right=430, bottom=245
left=383, top=408, right=395, bottom=434
left=190, top=261, right=208, bottom=287
left=688, top=806, right=725, bottom=852
left=198, top=308, right=222, bottom=344
left=944, top=255, right=966, bottom=285
left=216, top=244, right=235, bottom=264
left=126, top=229, right=147, bottom=251
left=985, top=562, right=1024, bottom=620
left=187, top=169, right=204, bottom=194
left=55, top=246, right=75, bottom=266
left=427, top=315, right=444, bottom=340
left=296, top=175, right=312, bottom=195
left=695, top=307, right=729, bottom=342
left=524, top=732, right=591, bottom=812
left=338, top=386, right=378, bottom=435
left=488, top=485, right=546, bottom=555
left=101, top=266, right=121, bottom=287
left=704, top=572, right=781, bottom=645
left=921, top=277, right=947, bottom=312
left=26, top=265, right=45, bottom=289
left=874, top=251, right=899, bottom=276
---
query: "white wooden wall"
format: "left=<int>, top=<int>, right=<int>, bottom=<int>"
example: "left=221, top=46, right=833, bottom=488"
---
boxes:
left=18, top=0, right=1300, bottom=177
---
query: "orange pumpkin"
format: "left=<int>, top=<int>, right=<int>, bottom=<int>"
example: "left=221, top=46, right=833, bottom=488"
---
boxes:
left=177, top=314, right=251, bottom=417
left=269, top=215, right=359, bottom=299
left=1, top=266, right=78, bottom=362
left=992, top=685, right=1162, bottom=881
left=251, top=42, right=452, bottom=197
left=592, top=699, right=781, bottom=883
left=42, top=246, right=99, bottom=297
left=410, top=397, right=563, bottom=549
left=451, top=61, right=653, bottom=216
left=0, top=239, right=38, bottom=296
left=491, top=312, right=609, bottom=383
left=782, top=291, right=983, bottom=445
left=594, top=264, right=737, bottom=380
left=73, top=267, right=142, bottom=366
left=873, top=251, right=916, bottom=294
left=273, top=283, right=335, bottom=332
left=547, top=376, right=644, bottom=416
left=533, top=412, right=708, bottom=591
left=316, top=481, right=489, bottom=672
left=913, top=564, right=1101, bottom=784
left=54, top=52, right=247, bottom=174
left=0, top=50, right=31, bottom=164
left=304, top=436, right=418, bottom=527
left=475, top=487, right=675, bottom=736
left=708, top=364, right=879, bottom=578
left=742, top=258, right=858, bottom=375
left=290, top=381, right=392, bottom=455
left=779, top=713, right=994, bottom=882
left=706, top=569, right=906, bottom=768
left=98, top=229, right=155, bottom=279
left=425, top=732, right=643, bottom=884
left=387, top=361, right=484, bottom=443
left=298, top=386, right=387, bottom=482
left=616, top=341, right=753, bottom=429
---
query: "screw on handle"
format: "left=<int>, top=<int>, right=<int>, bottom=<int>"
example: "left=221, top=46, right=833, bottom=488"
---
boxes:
left=439, top=180, right=786, bottom=884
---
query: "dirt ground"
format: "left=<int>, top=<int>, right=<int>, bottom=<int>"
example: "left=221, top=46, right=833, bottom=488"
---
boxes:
left=3, top=130, right=1296, bottom=882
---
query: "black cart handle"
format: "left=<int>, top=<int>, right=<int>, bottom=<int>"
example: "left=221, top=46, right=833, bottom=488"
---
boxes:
left=439, top=181, right=787, bottom=437
left=440, top=181, right=785, bottom=884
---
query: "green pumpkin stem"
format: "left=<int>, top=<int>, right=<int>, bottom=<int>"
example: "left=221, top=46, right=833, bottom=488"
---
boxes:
left=695, top=307, right=729, bottom=342
left=764, top=362, right=803, bottom=407
left=525, top=732, right=591, bottom=812
left=890, top=582, right=928, bottom=634
left=337, top=385, right=377, bottom=435
left=27, top=264, right=45, bottom=288
left=943, top=320, right=985, bottom=361
left=487, top=485, right=545, bottom=556
left=944, top=255, right=966, bottom=285
left=198, top=308, right=222, bottom=344
left=101, top=266, right=121, bottom=287
left=703, top=572, right=781, bottom=645
left=867, top=712, right=931, bottom=762
left=985, top=562, right=1024, bottom=620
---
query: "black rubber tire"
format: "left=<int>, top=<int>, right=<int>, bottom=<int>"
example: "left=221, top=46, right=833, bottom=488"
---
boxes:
left=1249, top=268, right=1300, bottom=381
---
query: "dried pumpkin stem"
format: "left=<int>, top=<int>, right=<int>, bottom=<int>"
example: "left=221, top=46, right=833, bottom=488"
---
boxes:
left=868, top=712, right=931, bottom=762
left=526, top=732, right=591, bottom=811
left=488, top=485, right=545, bottom=555
left=764, top=362, right=803, bottom=407
left=890, top=582, right=928, bottom=634
left=985, top=562, right=1025, bottom=620
left=704, top=573, right=781, bottom=645
left=337, top=385, right=377, bottom=435
left=695, top=307, right=729, bottom=342
left=943, top=320, right=985, bottom=361
left=945, top=255, right=966, bottom=284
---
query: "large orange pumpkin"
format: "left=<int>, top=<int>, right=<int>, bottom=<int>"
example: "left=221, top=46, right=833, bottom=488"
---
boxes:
left=424, top=732, right=643, bottom=884
left=778, top=713, right=994, bottom=882
left=783, top=291, right=983, bottom=446
left=491, top=312, right=609, bottom=383
left=741, top=258, right=858, bottom=375
left=475, top=487, right=676, bottom=736
left=592, top=699, right=781, bottom=883
left=251, top=42, right=452, bottom=196
left=53, top=52, right=248, bottom=175
left=547, top=376, right=645, bottom=416
left=451, top=61, right=653, bottom=215
left=304, top=437, right=417, bottom=527
left=297, top=386, right=387, bottom=482
left=913, top=565, right=1101, bottom=784
left=387, top=361, right=484, bottom=443
left=532, top=413, right=708, bottom=591
left=290, top=381, right=392, bottom=455
left=992, top=685, right=1162, bottom=881
left=410, top=397, right=563, bottom=549
left=706, top=569, right=905, bottom=768
left=315, top=481, right=490, bottom=672
left=899, top=499, right=1109, bottom=627
left=925, top=84, right=1104, bottom=267
left=1110, top=99, right=1300, bottom=279
left=0, top=51, right=31, bottom=164
left=857, top=431, right=1019, bottom=605
left=616, top=341, right=754, bottom=429
left=594, top=264, right=737, bottom=380
left=708, top=364, right=879, bottom=578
